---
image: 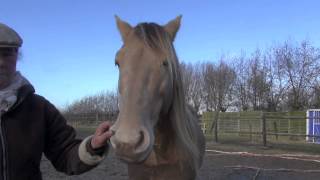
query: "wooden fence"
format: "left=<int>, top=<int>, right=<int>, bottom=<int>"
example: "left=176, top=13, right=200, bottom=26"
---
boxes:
left=64, top=111, right=320, bottom=146
left=64, top=112, right=118, bottom=128
left=201, top=111, right=320, bottom=146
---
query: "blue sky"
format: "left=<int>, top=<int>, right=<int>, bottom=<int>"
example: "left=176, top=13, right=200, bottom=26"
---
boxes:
left=1, top=0, right=319, bottom=108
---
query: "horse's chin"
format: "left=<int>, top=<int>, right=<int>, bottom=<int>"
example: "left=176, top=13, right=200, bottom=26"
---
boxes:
left=140, top=149, right=159, bottom=166
left=116, top=145, right=154, bottom=164
left=138, top=149, right=176, bottom=167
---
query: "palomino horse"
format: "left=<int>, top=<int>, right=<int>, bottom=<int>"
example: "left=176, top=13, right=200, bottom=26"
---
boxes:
left=110, top=16, right=206, bottom=180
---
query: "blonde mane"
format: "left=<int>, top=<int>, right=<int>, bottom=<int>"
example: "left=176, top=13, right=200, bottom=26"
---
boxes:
left=134, top=23, right=201, bottom=169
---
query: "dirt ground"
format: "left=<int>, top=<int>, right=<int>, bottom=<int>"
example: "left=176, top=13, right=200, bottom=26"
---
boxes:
left=41, top=144, right=320, bottom=180
left=40, top=132, right=320, bottom=180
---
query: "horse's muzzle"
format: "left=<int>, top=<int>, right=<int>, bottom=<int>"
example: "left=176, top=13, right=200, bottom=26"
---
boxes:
left=110, top=125, right=154, bottom=163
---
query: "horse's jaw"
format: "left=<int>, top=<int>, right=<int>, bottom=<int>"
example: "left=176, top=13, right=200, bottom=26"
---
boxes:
left=115, top=145, right=154, bottom=164
left=142, top=149, right=178, bottom=167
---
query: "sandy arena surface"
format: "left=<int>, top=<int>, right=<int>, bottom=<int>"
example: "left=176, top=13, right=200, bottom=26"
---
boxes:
left=41, top=144, right=320, bottom=180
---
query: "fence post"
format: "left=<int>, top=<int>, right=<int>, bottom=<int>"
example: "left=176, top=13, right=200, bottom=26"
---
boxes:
left=237, top=112, right=241, bottom=136
left=249, top=123, right=252, bottom=142
left=214, top=111, right=219, bottom=143
left=273, top=121, right=278, bottom=140
left=261, top=111, right=267, bottom=147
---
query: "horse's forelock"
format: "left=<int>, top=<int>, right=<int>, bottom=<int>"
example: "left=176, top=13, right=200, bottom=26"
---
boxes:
left=134, top=23, right=172, bottom=54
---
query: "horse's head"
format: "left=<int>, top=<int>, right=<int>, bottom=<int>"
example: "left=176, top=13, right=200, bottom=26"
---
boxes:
left=110, top=16, right=181, bottom=163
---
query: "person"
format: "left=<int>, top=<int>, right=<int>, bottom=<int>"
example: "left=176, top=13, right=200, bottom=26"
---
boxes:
left=0, top=22, right=113, bottom=180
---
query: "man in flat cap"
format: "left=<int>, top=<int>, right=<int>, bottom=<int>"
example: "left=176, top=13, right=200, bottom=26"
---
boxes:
left=0, top=23, right=113, bottom=180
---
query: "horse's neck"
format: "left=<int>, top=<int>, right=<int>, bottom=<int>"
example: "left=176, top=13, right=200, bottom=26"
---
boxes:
left=144, top=116, right=179, bottom=166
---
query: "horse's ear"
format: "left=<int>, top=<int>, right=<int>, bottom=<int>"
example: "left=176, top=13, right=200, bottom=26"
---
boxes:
left=115, top=15, right=133, bottom=42
left=164, top=15, right=182, bottom=41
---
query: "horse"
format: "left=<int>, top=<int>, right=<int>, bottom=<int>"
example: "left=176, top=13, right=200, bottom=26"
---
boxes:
left=110, top=15, right=206, bottom=180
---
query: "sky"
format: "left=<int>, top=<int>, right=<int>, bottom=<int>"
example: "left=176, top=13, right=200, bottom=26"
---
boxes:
left=1, top=0, right=319, bottom=109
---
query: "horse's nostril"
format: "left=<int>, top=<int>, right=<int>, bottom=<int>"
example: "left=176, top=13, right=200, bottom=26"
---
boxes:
left=135, top=131, right=145, bottom=150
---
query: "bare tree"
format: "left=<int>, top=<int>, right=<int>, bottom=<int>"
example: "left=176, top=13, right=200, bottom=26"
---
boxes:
left=234, top=55, right=250, bottom=111
left=191, top=63, right=205, bottom=113
left=180, top=62, right=204, bottom=113
left=276, top=41, right=320, bottom=110
left=180, top=62, right=194, bottom=103
left=215, top=60, right=236, bottom=111
left=64, top=90, right=118, bottom=115
left=310, top=85, right=320, bottom=108
left=203, top=62, right=216, bottom=111
left=203, top=60, right=236, bottom=112
left=247, top=50, right=270, bottom=110
left=264, top=47, right=288, bottom=111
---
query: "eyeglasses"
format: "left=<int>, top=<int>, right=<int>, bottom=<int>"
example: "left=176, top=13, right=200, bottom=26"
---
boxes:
left=0, top=48, right=18, bottom=58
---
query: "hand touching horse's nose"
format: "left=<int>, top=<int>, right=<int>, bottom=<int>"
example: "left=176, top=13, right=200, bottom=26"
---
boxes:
left=91, top=121, right=114, bottom=149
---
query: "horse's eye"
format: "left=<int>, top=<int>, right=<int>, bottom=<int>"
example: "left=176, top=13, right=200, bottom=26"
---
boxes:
left=162, top=60, right=168, bottom=67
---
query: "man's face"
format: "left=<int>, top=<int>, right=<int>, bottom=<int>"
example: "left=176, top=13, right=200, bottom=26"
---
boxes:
left=0, top=48, right=17, bottom=89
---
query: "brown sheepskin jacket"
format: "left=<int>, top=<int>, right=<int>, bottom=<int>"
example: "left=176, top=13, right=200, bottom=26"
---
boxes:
left=0, top=85, right=106, bottom=180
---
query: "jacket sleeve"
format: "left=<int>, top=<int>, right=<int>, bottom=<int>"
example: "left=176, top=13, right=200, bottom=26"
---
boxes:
left=43, top=100, right=108, bottom=175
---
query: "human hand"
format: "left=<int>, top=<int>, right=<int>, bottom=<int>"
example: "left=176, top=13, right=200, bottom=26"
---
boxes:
left=91, top=121, right=114, bottom=149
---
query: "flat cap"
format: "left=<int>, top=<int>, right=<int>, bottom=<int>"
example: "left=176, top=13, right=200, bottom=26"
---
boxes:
left=0, top=23, right=23, bottom=48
